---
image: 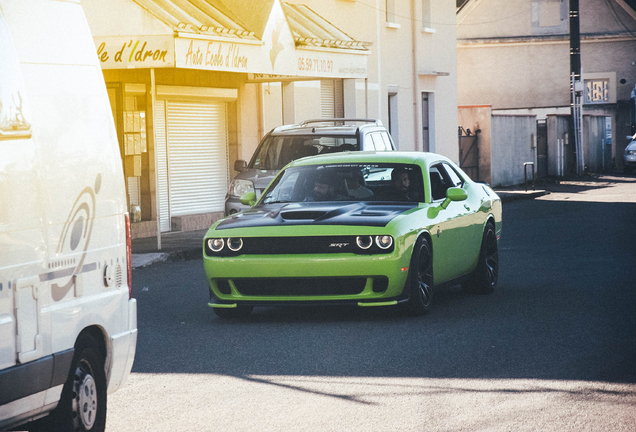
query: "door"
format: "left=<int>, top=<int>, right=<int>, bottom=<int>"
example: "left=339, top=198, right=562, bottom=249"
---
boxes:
left=421, top=92, right=430, bottom=152
left=427, top=163, right=474, bottom=283
left=537, top=120, right=548, bottom=177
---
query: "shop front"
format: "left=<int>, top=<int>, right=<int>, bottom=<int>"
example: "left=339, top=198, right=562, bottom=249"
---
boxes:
left=83, top=0, right=370, bottom=239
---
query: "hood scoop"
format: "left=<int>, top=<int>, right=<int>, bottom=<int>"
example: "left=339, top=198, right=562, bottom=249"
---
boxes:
left=280, top=210, right=328, bottom=220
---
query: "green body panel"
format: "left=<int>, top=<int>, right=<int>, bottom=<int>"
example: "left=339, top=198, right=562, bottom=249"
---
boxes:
left=203, top=151, right=502, bottom=306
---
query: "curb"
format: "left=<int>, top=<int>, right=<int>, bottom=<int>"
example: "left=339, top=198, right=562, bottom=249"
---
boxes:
left=497, top=190, right=550, bottom=203
left=132, top=248, right=201, bottom=269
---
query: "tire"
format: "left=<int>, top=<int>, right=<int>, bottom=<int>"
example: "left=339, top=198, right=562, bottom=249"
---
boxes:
left=403, top=236, right=434, bottom=316
left=43, top=334, right=107, bottom=432
left=462, top=221, right=498, bottom=295
left=213, top=306, right=253, bottom=319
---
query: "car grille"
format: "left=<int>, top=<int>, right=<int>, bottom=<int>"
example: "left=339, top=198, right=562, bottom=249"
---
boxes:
left=242, top=236, right=359, bottom=254
left=232, top=277, right=367, bottom=296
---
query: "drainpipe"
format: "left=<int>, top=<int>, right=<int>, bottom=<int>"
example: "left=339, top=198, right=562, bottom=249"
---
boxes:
left=376, top=0, right=382, bottom=120
left=150, top=68, right=161, bottom=250
left=411, top=0, right=420, bottom=151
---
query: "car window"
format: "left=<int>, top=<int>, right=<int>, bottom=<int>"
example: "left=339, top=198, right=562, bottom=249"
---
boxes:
left=261, top=163, right=424, bottom=204
left=250, top=135, right=359, bottom=170
left=441, top=162, right=464, bottom=187
left=370, top=133, right=386, bottom=150
left=379, top=132, right=393, bottom=150
left=429, top=164, right=453, bottom=201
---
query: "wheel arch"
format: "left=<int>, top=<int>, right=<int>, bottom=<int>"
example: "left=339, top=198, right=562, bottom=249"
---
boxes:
left=75, top=325, right=108, bottom=375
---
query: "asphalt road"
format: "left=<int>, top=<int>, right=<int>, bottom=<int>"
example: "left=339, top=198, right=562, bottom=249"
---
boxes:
left=107, top=175, right=636, bottom=431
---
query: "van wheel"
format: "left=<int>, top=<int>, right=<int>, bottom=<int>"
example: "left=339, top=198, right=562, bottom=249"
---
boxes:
left=46, top=335, right=107, bottom=432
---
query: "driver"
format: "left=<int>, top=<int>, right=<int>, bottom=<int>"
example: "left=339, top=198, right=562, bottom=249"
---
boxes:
left=306, top=173, right=337, bottom=201
left=387, top=167, right=419, bottom=201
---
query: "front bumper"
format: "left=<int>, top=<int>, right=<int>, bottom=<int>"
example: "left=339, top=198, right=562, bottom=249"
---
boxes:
left=107, top=298, right=137, bottom=394
left=204, top=252, right=411, bottom=305
left=624, top=154, right=636, bottom=166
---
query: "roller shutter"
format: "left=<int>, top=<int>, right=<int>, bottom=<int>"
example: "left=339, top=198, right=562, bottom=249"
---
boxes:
left=320, top=80, right=343, bottom=118
left=165, top=101, right=228, bottom=217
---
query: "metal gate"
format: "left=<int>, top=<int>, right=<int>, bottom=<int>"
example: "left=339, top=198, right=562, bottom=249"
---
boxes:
left=458, top=127, right=479, bottom=181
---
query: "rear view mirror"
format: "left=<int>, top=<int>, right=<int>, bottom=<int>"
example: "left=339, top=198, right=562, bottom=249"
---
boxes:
left=234, top=160, right=247, bottom=172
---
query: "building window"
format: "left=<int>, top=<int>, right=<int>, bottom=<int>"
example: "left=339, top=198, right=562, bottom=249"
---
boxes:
left=584, top=79, right=610, bottom=104
left=531, top=0, right=567, bottom=35
left=422, top=0, right=431, bottom=29
left=386, top=0, right=396, bottom=23
left=388, top=91, right=399, bottom=148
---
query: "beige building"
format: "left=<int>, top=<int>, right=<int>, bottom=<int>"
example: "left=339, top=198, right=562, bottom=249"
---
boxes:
left=82, top=0, right=458, bottom=239
left=457, top=0, right=636, bottom=184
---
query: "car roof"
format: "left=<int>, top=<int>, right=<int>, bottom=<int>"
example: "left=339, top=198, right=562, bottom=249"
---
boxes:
left=270, top=119, right=386, bottom=136
left=287, top=151, right=452, bottom=167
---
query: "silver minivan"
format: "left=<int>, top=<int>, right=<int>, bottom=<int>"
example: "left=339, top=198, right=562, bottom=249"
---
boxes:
left=226, top=119, right=396, bottom=215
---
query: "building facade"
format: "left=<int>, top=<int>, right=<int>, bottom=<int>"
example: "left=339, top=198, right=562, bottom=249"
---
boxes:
left=457, top=0, right=636, bottom=184
left=82, top=0, right=458, bottom=238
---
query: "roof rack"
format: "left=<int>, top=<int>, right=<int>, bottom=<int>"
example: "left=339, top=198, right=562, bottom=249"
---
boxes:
left=298, top=118, right=383, bottom=127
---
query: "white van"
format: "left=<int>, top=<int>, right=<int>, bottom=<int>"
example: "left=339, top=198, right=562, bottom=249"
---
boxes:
left=0, top=1, right=137, bottom=431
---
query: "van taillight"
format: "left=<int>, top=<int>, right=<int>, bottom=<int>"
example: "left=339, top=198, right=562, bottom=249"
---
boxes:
left=125, top=214, right=133, bottom=298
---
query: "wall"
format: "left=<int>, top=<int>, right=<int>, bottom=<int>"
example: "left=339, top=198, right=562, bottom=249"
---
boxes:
left=457, top=0, right=636, bottom=111
left=491, top=115, right=537, bottom=187
left=284, top=0, right=459, bottom=159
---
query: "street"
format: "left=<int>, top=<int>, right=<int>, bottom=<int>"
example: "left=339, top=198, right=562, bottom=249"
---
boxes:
left=107, top=175, right=636, bottom=431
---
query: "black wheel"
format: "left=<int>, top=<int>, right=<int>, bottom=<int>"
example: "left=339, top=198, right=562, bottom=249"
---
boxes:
left=403, top=236, right=434, bottom=316
left=462, top=221, right=498, bottom=295
left=43, top=334, right=107, bottom=432
left=213, top=306, right=253, bottom=319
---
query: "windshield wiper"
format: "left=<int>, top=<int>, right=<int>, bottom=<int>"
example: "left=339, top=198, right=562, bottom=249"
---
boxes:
left=263, top=200, right=292, bottom=204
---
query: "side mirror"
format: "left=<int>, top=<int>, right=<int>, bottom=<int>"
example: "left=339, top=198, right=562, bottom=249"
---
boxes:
left=240, top=192, right=256, bottom=206
left=427, top=187, right=467, bottom=218
left=446, top=187, right=468, bottom=202
left=234, top=159, right=247, bottom=172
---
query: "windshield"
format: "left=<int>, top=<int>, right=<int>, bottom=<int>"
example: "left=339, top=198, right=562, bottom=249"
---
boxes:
left=250, top=135, right=359, bottom=170
left=261, top=163, right=424, bottom=204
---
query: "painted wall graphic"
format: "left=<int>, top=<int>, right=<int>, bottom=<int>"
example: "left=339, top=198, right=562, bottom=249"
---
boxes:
left=270, top=17, right=285, bottom=69
left=50, top=174, right=101, bottom=302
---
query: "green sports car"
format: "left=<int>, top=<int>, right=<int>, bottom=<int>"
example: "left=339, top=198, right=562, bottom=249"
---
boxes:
left=203, top=151, right=501, bottom=318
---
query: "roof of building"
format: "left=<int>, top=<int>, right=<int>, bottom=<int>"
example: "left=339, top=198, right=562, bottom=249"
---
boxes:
left=132, top=0, right=370, bottom=50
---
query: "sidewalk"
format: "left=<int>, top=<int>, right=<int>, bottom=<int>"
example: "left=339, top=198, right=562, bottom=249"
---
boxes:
left=131, top=188, right=547, bottom=268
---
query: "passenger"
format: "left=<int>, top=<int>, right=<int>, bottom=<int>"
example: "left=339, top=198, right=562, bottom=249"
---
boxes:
left=345, top=172, right=373, bottom=199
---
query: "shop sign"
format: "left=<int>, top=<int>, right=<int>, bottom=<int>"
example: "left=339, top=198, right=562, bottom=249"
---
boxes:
left=94, top=36, right=174, bottom=69
left=176, top=37, right=366, bottom=79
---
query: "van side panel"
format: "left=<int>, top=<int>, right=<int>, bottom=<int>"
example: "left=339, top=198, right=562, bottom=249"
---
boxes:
left=1, top=0, right=136, bottom=428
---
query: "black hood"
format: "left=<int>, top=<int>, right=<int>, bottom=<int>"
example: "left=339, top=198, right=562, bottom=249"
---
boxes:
left=216, top=202, right=418, bottom=230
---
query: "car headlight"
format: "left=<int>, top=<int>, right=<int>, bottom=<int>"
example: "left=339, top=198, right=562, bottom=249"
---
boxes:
left=227, top=238, right=243, bottom=252
left=627, top=150, right=636, bottom=156
left=230, top=179, right=255, bottom=197
left=208, top=238, right=225, bottom=252
left=356, top=236, right=373, bottom=250
left=375, top=235, right=393, bottom=249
